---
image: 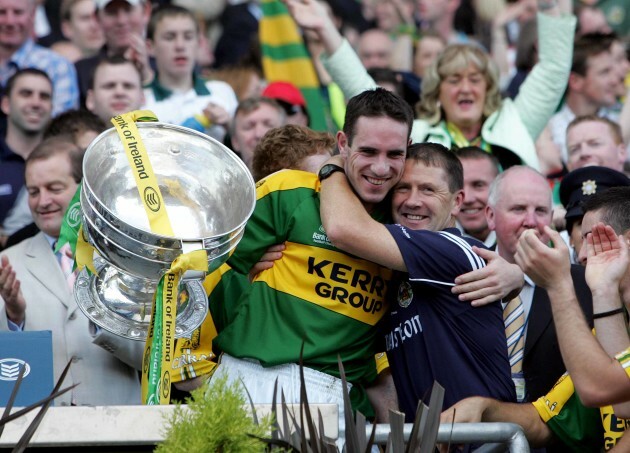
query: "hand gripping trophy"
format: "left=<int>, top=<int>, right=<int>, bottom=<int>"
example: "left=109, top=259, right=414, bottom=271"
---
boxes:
left=63, top=110, right=255, bottom=404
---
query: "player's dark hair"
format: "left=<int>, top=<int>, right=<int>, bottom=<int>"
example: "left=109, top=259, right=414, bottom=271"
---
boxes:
left=407, top=142, right=463, bottom=192
left=343, top=88, right=414, bottom=146
left=582, top=186, right=630, bottom=234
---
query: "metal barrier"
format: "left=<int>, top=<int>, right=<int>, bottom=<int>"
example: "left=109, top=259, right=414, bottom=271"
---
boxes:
left=370, top=422, right=530, bottom=452
left=0, top=405, right=529, bottom=452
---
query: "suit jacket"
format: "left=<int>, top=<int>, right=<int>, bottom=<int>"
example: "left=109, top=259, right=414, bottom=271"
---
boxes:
left=522, top=265, right=593, bottom=402
left=0, top=233, right=143, bottom=406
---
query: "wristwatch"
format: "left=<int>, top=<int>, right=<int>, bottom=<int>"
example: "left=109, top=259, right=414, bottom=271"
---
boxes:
left=318, top=164, right=344, bottom=181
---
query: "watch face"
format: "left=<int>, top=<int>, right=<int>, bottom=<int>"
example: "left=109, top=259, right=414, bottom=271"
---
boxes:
left=319, top=164, right=343, bottom=180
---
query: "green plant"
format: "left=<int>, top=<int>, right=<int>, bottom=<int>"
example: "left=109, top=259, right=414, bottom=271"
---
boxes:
left=254, top=353, right=447, bottom=452
left=157, top=349, right=448, bottom=452
left=157, top=374, right=274, bottom=453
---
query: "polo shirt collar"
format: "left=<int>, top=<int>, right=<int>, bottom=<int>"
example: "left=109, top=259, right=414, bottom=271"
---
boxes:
left=148, top=72, right=210, bottom=101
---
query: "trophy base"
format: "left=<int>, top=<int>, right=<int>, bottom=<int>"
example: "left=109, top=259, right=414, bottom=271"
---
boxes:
left=74, top=258, right=208, bottom=341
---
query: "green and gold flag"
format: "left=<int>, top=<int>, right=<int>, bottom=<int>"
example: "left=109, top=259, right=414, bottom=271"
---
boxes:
left=259, top=0, right=329, bottom=131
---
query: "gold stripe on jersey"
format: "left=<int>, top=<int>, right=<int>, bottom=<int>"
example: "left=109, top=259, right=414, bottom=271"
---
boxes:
left=533, top=371, right=629, bottom=450
left=202, top=263, right=233, bottom=294
left=375, top=352, right=389, bottom=374
left=255, top=241, right=391, bottom=325
left=255, top=169, right=320, bottom=200
left=532, top=372, right=573, bottom=423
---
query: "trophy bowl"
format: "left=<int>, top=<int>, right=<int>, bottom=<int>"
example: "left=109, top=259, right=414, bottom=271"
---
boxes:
left=74, top=122, right=256, bottom=340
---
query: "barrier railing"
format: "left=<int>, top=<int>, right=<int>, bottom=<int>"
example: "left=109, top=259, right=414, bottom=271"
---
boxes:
left=371, top=422, right=530, bottom=452
left=0, top=406, right=529, bottom=452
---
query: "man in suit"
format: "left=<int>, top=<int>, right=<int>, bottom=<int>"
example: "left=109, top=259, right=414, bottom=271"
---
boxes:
left=486, top=165, right=593, bottom=403
left=439, top=187, right=630, bottom=451
left=0, top=135, right=142, bottom=406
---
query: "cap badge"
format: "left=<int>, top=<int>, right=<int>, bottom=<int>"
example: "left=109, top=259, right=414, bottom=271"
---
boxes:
left=582, top=180, right=597, bottom=195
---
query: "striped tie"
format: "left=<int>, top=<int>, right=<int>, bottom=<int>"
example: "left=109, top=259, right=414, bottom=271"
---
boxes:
left=504, top=296, right=525, bottom=373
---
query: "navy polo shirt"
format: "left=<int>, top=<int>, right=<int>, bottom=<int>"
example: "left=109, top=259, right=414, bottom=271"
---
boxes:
left=0, top=138, right=25, bottom=225
left=383, top=226, right=516, bottom=420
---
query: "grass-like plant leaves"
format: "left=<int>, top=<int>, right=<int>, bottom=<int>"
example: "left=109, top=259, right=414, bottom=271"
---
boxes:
left=0, top=364, right=26, bottom=438
left=0, top=360, right=76, bottom=453
left=418, top=382, right=444, bottom=453
left=160, top=346, right=450, bottom=453
left=14, top=360, right=78, bottom=453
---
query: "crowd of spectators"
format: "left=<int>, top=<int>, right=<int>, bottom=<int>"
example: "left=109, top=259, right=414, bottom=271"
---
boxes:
left=1, top=0, right=630, bottom=450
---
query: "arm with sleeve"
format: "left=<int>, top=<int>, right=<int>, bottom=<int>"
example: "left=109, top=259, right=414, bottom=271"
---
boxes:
left=511, top=12, right=576, bottom=140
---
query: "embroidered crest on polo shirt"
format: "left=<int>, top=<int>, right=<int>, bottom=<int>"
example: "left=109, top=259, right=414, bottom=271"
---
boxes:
left=398, top=281, right=413, bottom=308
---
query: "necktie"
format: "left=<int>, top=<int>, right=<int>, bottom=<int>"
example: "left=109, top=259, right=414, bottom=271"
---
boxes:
left=504, top=295, right=525, bottom=374
left=59, top=243, right=77, bottom=292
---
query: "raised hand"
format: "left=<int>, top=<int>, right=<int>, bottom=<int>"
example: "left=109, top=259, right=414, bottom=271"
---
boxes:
left=125, top=33, right=154, bottom=85
left=284, top=0, right=330, bottom=32
left=203, top=103, right=231, bottom=127
left=515, top=226, right=571, bottom=290
left=585, top=222, right=629, bottom=294
left=283, top=0, right=343, bottom=54
left=0, top=255, right=26, bottom=325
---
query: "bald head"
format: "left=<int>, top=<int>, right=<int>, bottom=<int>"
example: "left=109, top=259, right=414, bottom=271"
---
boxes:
left=487, top=166, right=553, bottom=262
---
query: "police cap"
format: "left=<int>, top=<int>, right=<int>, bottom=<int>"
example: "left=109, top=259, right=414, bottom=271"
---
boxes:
left=560, top=166, right=630, bottom=224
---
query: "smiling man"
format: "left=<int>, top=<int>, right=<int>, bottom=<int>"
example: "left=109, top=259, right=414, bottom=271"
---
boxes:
left=455, top=146, right=500, bottom=248
left=319, top=142, right=516, bottom=419
left=549, top=34, right=620, bottom=162
left=0, top=0, right=79, bottom=115
left=0, top=135, right=143, bottom=406
left=214, top=88, right=414, bottom=439
left=0, top=69, right=53, bottom=247
left=142, top=5, right=237, bottom=140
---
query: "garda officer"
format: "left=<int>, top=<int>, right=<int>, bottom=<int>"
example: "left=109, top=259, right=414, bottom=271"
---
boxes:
left=559, top=166, right=630, bottom=264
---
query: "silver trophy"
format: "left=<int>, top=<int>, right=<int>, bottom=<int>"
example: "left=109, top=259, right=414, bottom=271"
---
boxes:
left=74, top=122, right=256, bottom=341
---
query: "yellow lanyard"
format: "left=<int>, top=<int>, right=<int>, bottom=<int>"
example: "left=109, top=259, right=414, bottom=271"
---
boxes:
left=444, top=121, right=491, bottom=152
left=112, top=111, right=208, bottom=405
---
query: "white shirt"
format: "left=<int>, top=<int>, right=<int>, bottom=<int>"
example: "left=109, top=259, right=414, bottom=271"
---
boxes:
left=143, top=80, right=238, bottom=130
left=497, top=243, right=535, bottom=345
left=456, top=221, right=497, bottom=249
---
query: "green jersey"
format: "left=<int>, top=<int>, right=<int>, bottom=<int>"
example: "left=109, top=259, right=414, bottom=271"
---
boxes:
left=533, top=345, right=630, bottom=450
left=215, top=170, right=392, bottom=414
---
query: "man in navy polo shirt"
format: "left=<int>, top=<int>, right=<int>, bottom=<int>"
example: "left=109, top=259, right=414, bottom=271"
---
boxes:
left=0, top=69, right=53, bottom=248
left=320, top=142, right=516, bottom=419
